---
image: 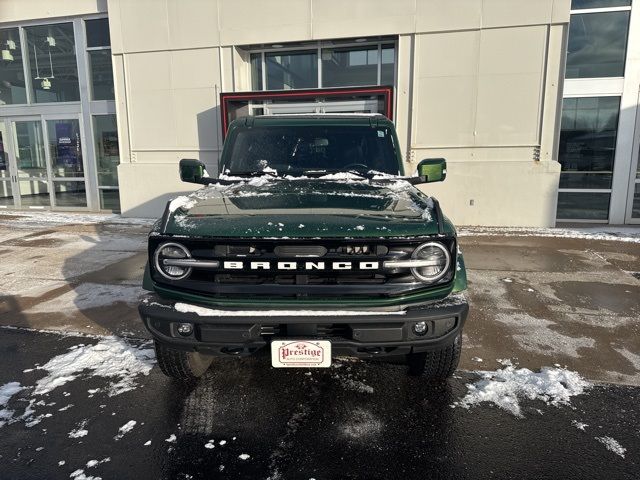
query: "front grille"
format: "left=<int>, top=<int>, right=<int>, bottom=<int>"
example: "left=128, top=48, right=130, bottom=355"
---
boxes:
left=150, top=237, right=456, bottom=298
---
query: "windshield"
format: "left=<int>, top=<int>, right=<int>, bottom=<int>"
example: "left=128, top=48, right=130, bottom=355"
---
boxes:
left=223, top=125, right=401, bottom=176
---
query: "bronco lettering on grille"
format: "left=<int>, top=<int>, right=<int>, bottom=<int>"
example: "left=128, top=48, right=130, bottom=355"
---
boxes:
left=222, top=261, right=380, bottom=271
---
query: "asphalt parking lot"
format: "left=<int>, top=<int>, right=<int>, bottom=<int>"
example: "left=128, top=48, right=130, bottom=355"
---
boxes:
left=0, top=213, right=639, bottom=479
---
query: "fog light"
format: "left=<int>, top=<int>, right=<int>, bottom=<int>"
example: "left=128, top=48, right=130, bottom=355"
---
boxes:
left=413, top=321, right=428, bottom=336
left=177, top=323, right=193, bottom=336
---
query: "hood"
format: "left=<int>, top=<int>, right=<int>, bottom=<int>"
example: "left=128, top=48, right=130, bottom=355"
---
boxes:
left=161, top=176, right=447, bottom=238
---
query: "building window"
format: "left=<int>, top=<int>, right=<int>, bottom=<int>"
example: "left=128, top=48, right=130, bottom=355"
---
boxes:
left=249, top=39, right=396, bottom=91
left=0, top=28, right=27, bottom=105
left=380, top=44, right=395, bottom=86
left=556, top=96, right=620, bottom=220
left=250, top=53, right=262, bottom=90
left=322, top=45, right=379, bottom=87
left=93, top=114, right=120, bottom=212
left=559, top=96, right=620, bottom=189
left=571, top=0, right=630, bottom=8
left=85, top=18, right=114, bottom=101
left=266, top=50, right=318, bottom=90
left=557, top=192, right=611, bottom=220
left=566, top=11, right=630, bottom=78
left=25, top=23, right=80, bottom=103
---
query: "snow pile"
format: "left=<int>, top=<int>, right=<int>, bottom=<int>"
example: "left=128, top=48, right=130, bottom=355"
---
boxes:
left=458, top=226, right=640, bottom=244
left=168, top=195, right=198, bottom=213
left=114, top=420, right=137, bottom=440
left=69, top=420, right=89, bottom=438
left=70, top=469, right=102, bottom=480
left=0, top=210, right=153, bottom=227
left=0, top=382, right=25, bottom=427
left=86, top=458, right=111, bottom=468
left=456, top=363, right=591, bottom=417
left=595, top=436, right=626, bottom=458
left=33, top=337, right=155, bottom=396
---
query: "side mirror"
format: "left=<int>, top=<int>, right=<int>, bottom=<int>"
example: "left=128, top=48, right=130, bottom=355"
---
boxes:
left=416, top=158, right=447, bottom=183
left=179, top=158, right=207, bottom=184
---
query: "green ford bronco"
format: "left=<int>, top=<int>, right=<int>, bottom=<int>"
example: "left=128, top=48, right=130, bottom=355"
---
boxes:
left=139, top=114, right=468, bottom=381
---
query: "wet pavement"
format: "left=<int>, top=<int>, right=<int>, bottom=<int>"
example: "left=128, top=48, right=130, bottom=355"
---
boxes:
left=0, top=213, right=639, bottom=479
left=0, top=327, right=638, bottom=480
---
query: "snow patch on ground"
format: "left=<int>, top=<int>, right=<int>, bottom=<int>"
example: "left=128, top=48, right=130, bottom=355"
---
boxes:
left=340, top=408, right=383, bottom=439
left=0, top=210, right=153, bottom=227
left=0, top=382, right=25, bottom=427
left=572, top=420, right=588, bottom=431
left=494, top=313, right=595, bottom=359
left=86, top=457, right=110, bottom=468
left=595, top=436, right=626, bottom=458
left=455, top=365, right=591, bottom=417
left=458, top=226, right=640, bottom=243
left=238, top=454, right=251, bottom=460
left=114, top=420, right=137, bottom=440
left=33, top=336, right=155, bottom=396
left=69, top=420, right=89, bottom=438
left=69, top=468, right=102, bottom=480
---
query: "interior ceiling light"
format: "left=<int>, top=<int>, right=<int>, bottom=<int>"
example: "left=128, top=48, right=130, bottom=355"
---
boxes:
left=354, top=38, right=367, bottom=43
left=6, top=39, right=16, bottom=50
left=1, top=49, right=14, bottom=62
left=271, top=44, right=283, bottom=48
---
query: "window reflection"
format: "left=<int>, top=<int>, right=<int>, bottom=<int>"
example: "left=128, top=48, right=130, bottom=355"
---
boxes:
left=266, top=50, right=318, bottom=90
left=566, top=11, right=630, bottom=78
left=88, top=50, right=114, bottom=100
left=93, top=114, right=120, bottom=211
left=322, top=45, right=378, bottom=87
left=559, top=97, right=620, bottom=189
left=250, top=53, right=262, bottom=90
left=0, top=28, right=27, bottom=105
left=25, top=23, right=80, bottom=102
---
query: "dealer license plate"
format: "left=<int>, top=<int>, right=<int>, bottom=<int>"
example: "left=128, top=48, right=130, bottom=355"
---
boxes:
left=271, top=340, right=331, bottom=368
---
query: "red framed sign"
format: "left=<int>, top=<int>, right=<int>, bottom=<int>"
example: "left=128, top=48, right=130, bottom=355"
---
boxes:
left=219, top=85, right=394, bottom=137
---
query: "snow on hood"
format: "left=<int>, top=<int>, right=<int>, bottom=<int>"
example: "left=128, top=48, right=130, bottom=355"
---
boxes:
left=455, top=361, right=591, bottom=417
left=166, top=173, right=434, bottom=220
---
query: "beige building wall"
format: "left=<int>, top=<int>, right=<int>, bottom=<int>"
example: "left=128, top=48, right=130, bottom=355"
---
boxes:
left=2, top=0, right=569, bottom=224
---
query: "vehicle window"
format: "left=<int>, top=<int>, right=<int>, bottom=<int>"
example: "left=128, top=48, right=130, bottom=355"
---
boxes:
left=224, top=125, right=400, bottom=176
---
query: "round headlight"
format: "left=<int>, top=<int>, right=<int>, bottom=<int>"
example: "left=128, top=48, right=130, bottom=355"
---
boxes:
left=410, top=242, right=451, bottom=283
left=154, top=242, right=192, bottom=280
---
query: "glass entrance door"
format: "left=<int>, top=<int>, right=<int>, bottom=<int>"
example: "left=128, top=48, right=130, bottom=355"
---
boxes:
left=0, top=121, right=16, bottom=208
left=0, top=116, right=88, bottom=210
left=12, top=118, right=49, bottom=209
left=44, top=117, right=87, bottom=208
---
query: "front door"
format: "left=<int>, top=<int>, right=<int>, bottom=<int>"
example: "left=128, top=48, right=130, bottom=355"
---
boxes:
left=8, top=117, right=49, bottom=209
left=0, top=116, right=88, bottom=210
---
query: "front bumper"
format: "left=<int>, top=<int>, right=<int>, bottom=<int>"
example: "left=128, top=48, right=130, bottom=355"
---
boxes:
left=139, top=294, right=469, bottom=359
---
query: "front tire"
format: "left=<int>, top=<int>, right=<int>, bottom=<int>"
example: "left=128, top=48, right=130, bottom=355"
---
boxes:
left=407, top=333, right=462, bottom=380
left=154, top=341, right=213, bottom=381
